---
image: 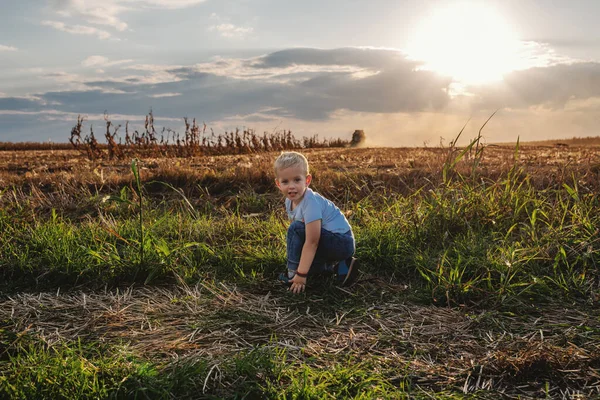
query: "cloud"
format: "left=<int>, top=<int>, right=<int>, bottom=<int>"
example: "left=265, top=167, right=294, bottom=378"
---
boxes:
left=466, top=61, right=600, bottom=111
left=253, top=47, right=413, bottom=71
left=85, top=69, right=184, bottom=87
left=137, top=0, right=208, bottom=9
left=0, top=45, right=18, bottom=52
left=207, top=14, right=254, bottom=39
left=81, top=55, right=134, bottom=67
left=208, top=23, right=254, bottom=38
left=165, top=49, right=394, bottom=83
left=47, top=0, right=208, bottom=33
left=25, top=63, right=183, bottom=94
left=0, top=108, right=180, bottom=122
left=49, top=0, right=129, bottom=31
left=514, top=41, right=573, bottom=68
left=81, top=56, right=110, bottom=67
left=40, top=72, right=93, bottom=92
left=41, top=20, right=113, bottom=40
left=149, top=92, right=182, bottom=98
left=33, top=48, right=453, bottom=122
left=0, top=96, right=46, bottom=111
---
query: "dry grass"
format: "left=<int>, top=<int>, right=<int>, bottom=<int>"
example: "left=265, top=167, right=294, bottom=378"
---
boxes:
left=2, top=145, right=600, bottom=208
left=2, top=280, right=599, bottom=397
left=2, top=145, right=600, bottom=184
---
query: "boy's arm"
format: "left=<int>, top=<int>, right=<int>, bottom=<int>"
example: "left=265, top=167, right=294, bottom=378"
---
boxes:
left=289, top=219, right=321, bottom=294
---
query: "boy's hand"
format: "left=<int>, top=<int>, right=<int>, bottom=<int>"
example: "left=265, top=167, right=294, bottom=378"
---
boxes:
left=289, top=274, right=307, bottom=294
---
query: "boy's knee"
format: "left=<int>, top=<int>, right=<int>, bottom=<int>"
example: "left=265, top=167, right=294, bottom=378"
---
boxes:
left=288, top=220, right=305, bottom=235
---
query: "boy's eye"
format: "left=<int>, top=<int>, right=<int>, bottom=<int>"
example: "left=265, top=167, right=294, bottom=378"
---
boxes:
left=295, top=178, right=301, bottom=182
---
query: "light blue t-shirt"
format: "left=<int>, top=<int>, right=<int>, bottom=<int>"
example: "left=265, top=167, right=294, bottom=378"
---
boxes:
left=285, top=188, right=351, bottom=234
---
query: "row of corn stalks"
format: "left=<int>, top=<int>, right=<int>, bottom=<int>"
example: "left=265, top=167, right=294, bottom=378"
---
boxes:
left=69, top=112, right=350, bottom=160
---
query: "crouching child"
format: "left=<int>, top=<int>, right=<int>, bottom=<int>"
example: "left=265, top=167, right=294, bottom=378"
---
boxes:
left=274, top=151, right=358, bottom=294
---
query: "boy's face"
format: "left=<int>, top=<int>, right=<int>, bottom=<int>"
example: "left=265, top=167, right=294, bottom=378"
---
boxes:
left=275, top=166, right=312, bottom=203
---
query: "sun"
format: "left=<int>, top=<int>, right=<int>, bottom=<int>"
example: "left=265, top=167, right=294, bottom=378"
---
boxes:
left=406, top=2, right=524, bottom=85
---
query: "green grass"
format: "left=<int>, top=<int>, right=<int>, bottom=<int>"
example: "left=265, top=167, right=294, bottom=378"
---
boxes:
left=2, top=170, right=598, bottom=307
left=0, top=329, right=499, bottom=399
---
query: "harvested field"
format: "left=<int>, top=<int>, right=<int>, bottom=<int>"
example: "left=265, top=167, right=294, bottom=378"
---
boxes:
left=1, top=144, right=600, bottom=399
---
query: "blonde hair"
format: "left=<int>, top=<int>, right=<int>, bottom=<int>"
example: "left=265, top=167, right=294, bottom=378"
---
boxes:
left=274, top=151, right=309, bottom=176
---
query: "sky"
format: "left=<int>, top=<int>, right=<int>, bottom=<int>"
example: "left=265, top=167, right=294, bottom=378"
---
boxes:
left=1, top=0, right=600, bottom=145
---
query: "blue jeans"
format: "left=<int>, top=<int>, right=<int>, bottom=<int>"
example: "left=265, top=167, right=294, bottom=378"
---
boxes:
left=286, top=221, right=355, bottom=277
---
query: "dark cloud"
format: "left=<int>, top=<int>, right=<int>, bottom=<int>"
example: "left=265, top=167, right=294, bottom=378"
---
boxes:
left=469, top=62, right=600, bottom=110
left=5, top=48, right=453, bottom=124
left=41, top=90, right=149, bottom=114
left=298, top=67, right=451, bottom=114
left=0, top=97, right=45, bottom=111
left=85, top=80, right=122, bottom=88
left=39, top=79, right=283, bottom=122
left=167, top=68, right=212, bottom=80
left=252, top=47, right=416, bottom=71
left=43, top=72, right=68, bottom=78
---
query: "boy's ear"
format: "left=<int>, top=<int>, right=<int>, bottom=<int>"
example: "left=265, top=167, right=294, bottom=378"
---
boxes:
left=275, top=178, right=281, bottom=189
left=306, top=174, right=312, bottom=186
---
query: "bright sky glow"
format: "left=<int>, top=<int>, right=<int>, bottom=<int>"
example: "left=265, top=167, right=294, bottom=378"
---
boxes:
left=406, top=2, right=526, bottom=85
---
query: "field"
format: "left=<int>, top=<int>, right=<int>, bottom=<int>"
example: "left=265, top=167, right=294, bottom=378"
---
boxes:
left=1, top=143, right=600, bottom=399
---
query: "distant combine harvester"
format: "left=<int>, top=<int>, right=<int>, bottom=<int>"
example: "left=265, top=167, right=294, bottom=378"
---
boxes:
left=350, top=130, right=366, bottom=147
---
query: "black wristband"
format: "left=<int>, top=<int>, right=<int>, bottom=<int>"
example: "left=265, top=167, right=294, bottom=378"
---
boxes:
left=295, top=271, right=308, bottom=278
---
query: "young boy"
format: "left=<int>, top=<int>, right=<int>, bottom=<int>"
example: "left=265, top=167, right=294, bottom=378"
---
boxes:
left=274, top=151, right=358, bottom=294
